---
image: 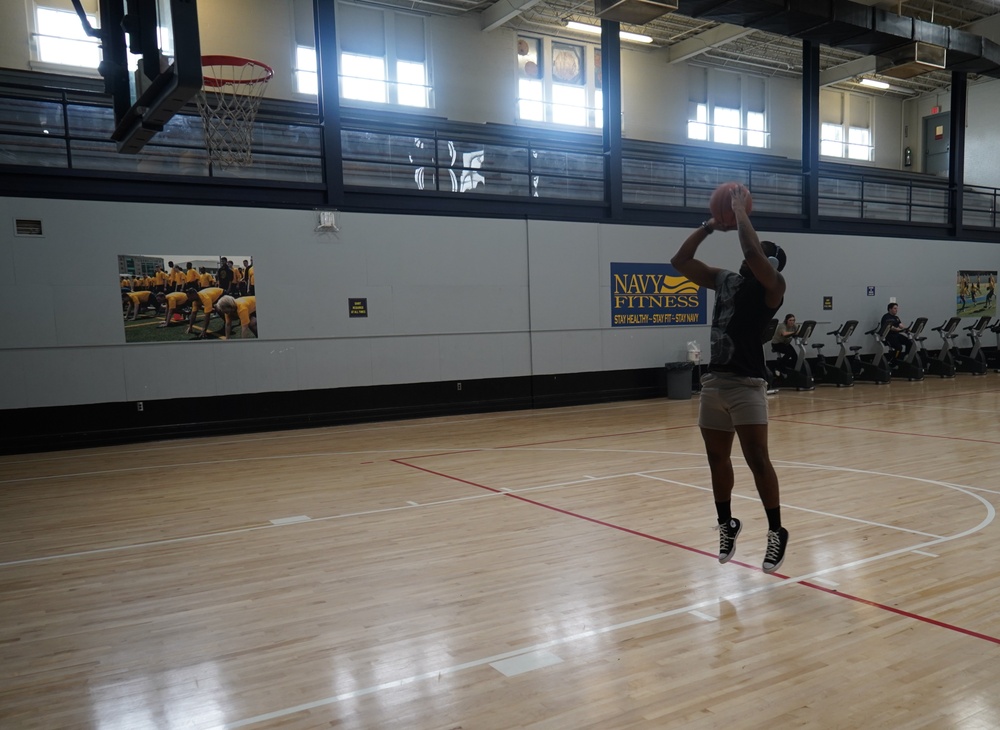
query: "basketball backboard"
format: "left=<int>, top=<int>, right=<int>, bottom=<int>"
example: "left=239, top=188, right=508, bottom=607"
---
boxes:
left=74, top=0, right=202, bottom=153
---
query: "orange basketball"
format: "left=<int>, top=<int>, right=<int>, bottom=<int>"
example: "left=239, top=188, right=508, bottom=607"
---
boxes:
left=709, top=182, right=752, bottom=228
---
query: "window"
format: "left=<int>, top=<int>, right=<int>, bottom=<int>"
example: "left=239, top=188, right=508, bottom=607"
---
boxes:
left=746, top=112, right=766, bottom=148
left=821, top=123, right=844, bottom=157
left=341, top=53, right=387, bottom=103
left=687, top=103, right=766, bottom=147
left=295, top=46, right=318, bottom=96
left=712, top=106, right=741, bottom=145
left=820, top=91, right=873, bottom=162
left=594, top=48, right=603, bottom=130
left=32, top=3, right=170, bottom=80
left=516, top=36, right=602, bottom=128
left=335, top=3, right=430, bottom=108
left=33, top=6, right=101, bottom=68
left=687, top=69, right=769, bottom=148
left=396, top=60, right=427, bottom=107
left=847, top=127, right=872, bottom=161
left=688, top=104, right=708, bottom=141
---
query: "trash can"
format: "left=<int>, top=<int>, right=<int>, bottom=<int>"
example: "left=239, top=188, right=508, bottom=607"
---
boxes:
left=664, top=361, right=694, bottom=400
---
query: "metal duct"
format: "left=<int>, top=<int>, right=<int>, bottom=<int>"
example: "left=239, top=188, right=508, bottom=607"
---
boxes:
left=674, top=0, right=1000, bottom=79
left=595, top=0, right=678, bottom=25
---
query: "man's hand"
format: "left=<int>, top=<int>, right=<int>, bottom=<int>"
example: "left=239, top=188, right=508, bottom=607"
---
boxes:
left=730, top=184, right=751, bottom=217
left=706, top=215, right=736, bottom=233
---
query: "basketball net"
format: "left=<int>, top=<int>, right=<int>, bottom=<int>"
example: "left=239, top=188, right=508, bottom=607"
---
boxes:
left=196, top=56, right=273, bottom=169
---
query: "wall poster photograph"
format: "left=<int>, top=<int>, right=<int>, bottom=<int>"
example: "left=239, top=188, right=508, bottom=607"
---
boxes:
left=118, top=254, right=257, bottom=342
left=956, top=270, right=996, bottom=318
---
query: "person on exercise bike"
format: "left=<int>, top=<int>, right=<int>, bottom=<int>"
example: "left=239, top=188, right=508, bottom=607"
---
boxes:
left=770, top=314, right=798, bottom=377
left=881, top=303, right=912, bottom=362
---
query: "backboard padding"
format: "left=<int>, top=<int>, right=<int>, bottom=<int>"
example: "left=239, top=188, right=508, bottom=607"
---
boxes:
left=107, top=0, right=203, bottom=153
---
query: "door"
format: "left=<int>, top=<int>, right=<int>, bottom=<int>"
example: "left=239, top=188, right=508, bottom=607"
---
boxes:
left=923, top=112, right=950, bottom=176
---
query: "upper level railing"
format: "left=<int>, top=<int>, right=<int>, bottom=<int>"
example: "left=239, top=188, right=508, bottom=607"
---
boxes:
left=1, top=72, right=996, bottom=235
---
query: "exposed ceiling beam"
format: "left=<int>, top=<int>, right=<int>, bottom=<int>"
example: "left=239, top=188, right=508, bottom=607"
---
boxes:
left=666, top=24, right=754, bottom=63
left=820, top=55, right=877, bottom=85
left=482, top=0, right=544, bottom=31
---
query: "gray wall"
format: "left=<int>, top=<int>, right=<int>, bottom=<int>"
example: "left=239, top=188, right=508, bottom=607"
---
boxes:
left=2, top=195, right=996, bottom=411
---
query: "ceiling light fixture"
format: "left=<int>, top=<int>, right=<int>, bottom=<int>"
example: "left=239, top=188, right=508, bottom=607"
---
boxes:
left=859, top=78, right=890, bottom=90
left=565, top=20, right=653, bottom=43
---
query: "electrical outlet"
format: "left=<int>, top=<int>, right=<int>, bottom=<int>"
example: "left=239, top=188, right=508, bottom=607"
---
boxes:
left=137, top=401, right=144, bottom=412
left=457, top=382, right=462, bottom=391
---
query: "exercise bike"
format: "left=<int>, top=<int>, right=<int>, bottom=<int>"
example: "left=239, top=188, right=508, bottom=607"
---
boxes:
left=953, top=315, right=990, bottom=375
left=985, top=319, right=1000, bottom=373
left=762, top=318, right=780, bottom=393
left=887, top=317, right=925, bottom=382
left=783, top=320, right=816, bottom=391
left=921, top=317, right=960, bottom=378
left=809, top=320, right=856, bottom=387
left=849, top=321, right=892, bottom=384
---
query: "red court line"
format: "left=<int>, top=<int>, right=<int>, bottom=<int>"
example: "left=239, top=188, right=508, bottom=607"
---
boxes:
left=395, top=459, right=1000, bottom=646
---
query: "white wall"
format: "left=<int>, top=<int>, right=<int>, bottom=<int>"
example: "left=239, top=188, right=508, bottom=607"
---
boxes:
left=901, top=77, right=999, bottom=186
left=964, top=77, right=1000, bottom=189
left=200, top=1, right=300, bottom=100
left=0, top=1, right=29, bottom=71
left=1, top=195, right=996, bottom=411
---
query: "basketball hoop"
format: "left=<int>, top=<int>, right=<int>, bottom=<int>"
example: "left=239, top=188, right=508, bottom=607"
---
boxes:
left=196, top=55, right=273, bottom=169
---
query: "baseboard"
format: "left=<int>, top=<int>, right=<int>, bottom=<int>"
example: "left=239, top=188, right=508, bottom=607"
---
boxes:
left=1, top=367, right=672, bottom=454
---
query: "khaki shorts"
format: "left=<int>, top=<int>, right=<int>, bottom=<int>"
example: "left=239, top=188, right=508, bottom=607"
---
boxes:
left=698, top=372, right=769, bottom=432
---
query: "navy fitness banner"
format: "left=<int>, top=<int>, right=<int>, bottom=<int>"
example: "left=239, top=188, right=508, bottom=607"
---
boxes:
left=611, top=262, right=706, bottom=327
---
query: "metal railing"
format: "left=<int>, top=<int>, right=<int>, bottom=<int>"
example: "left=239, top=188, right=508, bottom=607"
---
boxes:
left=1, top=78, right=997, bottom=234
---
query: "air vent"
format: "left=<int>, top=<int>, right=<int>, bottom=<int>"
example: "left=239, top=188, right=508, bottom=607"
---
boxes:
left=595, top=0, right=676, bottom=25
left=14, top=218, right=44, bottom=237
left=877, top=42, right=947, bottom=79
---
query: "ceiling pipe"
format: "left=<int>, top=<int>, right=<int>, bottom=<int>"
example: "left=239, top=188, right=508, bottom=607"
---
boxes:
left=673, top=0, right=1000, bottom=79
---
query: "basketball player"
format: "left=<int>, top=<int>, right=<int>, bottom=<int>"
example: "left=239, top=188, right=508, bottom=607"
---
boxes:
left=670, top=185, right=789, bottom=574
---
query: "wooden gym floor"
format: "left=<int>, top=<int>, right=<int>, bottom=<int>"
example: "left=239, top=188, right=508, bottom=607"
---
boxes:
left=2, top=375, right=1000, bottom=729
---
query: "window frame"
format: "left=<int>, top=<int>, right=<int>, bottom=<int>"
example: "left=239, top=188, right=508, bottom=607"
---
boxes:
left=819, top=90, right=874, bottom=163
left=516, top=35, right=603, bottom=130
left=30, top=4, right=102, bottom=75
left=687, top=102, right=769, bottom=148
left=686, top=71, right=770, bottom=149
left=294, top=44, right=319, bottom=97
left=332, top=4, right=432, bottom=110
left=820, top=124, right=874, bottom=162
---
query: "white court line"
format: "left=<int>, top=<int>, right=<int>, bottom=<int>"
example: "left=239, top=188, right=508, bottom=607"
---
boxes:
left=912, top=549, right=939, bottom=558
left=490, top=650, right=563, bottom=677
left=2, top=444, right=995, bottom=726
left=0, top=454, right=980, bottom=568
left=269, top=516, right=311, bottom=526
left=688, top=610, right=717, bottom=622
left=812, top=577, right=839, bottom=588
left=224, top=479, right=994, bottom=730
left=0, top=442, right=694, bottom=486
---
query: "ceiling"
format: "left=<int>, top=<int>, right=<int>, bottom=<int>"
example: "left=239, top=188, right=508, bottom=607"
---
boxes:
left=372, top=0, right=1000, bottom=97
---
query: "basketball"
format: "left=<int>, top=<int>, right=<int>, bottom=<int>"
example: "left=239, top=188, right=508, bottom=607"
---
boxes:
left=709, top=182, right=752, bottom=228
